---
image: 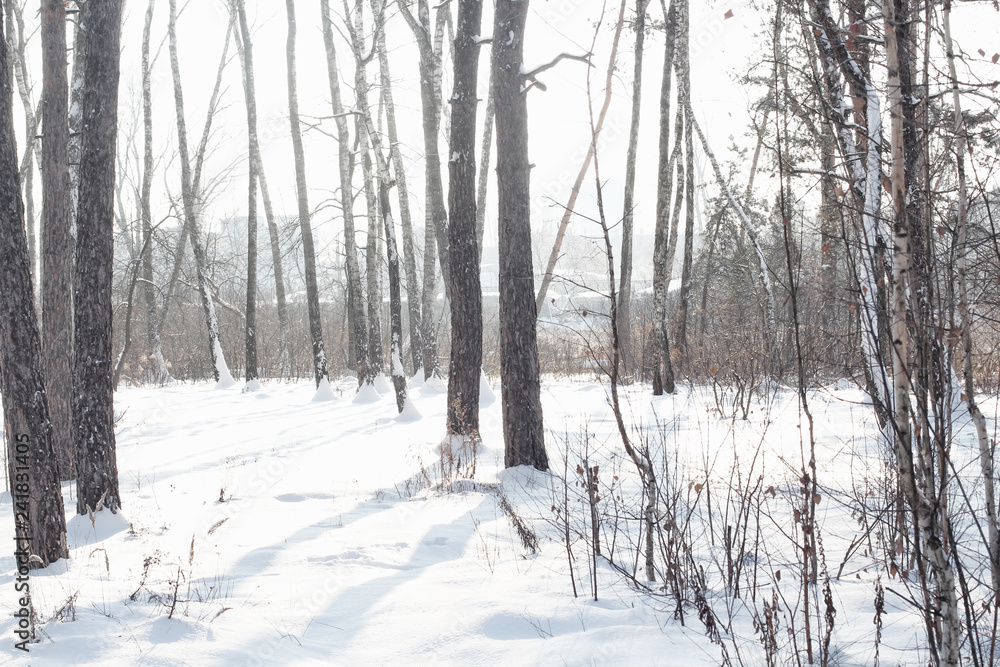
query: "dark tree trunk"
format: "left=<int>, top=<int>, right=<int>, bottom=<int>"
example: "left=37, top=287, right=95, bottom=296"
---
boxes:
left=0, top=6, right=68, bottom=569
left=234, top=0, right=258, bottom=391
left=651, top=0, right=677, bottom=395
left=73, top=0, right=124, bottom=515
left=619, top=0, right=648, bottom=379
left=40, top=0, right=73, bottom=480
left=446, top=0, right=484, bottom=438
left=492, top=0, right=547, bottom=471
left=319, top=0, right=370, bottom=384
left=373, top=3, right=423, bottom=375
left=285, top=0, right=328, bottom=388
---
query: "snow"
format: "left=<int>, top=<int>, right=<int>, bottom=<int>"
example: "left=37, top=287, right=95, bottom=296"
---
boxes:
left=373, top=373, right=392, bottom=395
left=0, top=377, right=983, bottom=664
left=479, top=368, right=496, bottom=406
left=311, top=376, right=336, bottom=402
left=395, top=396, right=422, bottom=422
left=212, top=340, right=236, bottom=390
left=352, top=381, right=382, bottom=405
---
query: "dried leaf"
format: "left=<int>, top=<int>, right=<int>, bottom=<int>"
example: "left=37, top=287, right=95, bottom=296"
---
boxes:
left=724, top=9, right=734, bottom=19
left=694, top=483, right=703, bottom=493
left=793, top=508, right=802, bottom=523
left=994, top=53, right=1000, bottom=64
left=890, top=563, right=898, bottom=577
left=813, top=493, right=822, bottom=504
left=775, top=570, right=781, bottom=581
left=848, top=303, right=856, bottom=313
left=979, top=49, right=987, bottom=57
left=576, top=464, right=584, bottom=475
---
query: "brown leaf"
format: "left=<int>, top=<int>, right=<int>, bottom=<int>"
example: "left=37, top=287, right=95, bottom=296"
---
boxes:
left=848, top=303, right=856, bottom=313
left=835, top=186, right=845, bottom=197
left=694, top=483, right=703, bottom=493
left=979, top=49, right=987, bottom=57
left=724, top=9, right=734, bottom=19
left=890, top=563, right=898, bottom=577
left=576, top=464, right=584, bottom=475
left=993, top=53, right=1000, bottom=64
left=813, top=493, right=822, bottom=504
left=793, top=508, right=802, bottom=523
left=775, top=570, right=781, bottom=581
left=709, top=364, right=719, bottom=375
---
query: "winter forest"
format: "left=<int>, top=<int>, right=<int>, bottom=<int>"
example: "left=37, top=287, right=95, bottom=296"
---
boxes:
left=1, top=0, right=999, bottom=663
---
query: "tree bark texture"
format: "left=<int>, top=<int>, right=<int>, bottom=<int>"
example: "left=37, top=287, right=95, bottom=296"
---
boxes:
left=0, top=7, right=69, bottom=567
left=492, top=0, right=547, bottom=471
left=73, top=0, right=124, bottom=515
left=41, top=0, right=74, bottom=479
left=446, top=0, right=484, bottom=437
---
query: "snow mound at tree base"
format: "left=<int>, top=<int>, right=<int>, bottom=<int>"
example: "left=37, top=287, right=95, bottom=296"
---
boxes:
left=395, top=396, right=422, bottom=422
left=66, top=508, right=130, bottom=549
left=311, top=377, right=337, bottom=402
left=353, top=382, right=382, bottom=404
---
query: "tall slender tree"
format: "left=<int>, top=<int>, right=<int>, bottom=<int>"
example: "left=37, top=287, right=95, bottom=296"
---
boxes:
left=41, top=0, right=73, bottom=479
left=73, top=0, right=125, bottom=515
left=167, top=0, right=236, bottom=388
left=233, top=0, right=259, bottom=392
left=446, top=0, right=484, bottom=438
left=319, top=0, right=370, bottom=386
left=0, top=0, right=68, bottom=569
left=493, top=0, right=547, bottom=470
left=285, top=0, right=330, bottom=391
left=231, top=3, right=291, bottom=379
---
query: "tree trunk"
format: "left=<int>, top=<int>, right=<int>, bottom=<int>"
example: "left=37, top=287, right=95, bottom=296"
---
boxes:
left=0, top=8, right=69, bottom=568
left=319, top=0, right=369, bottom=385
left=446, top=0, right=484, bottom=438
left=944, top=0, right=999, bottom=595
left=73, top=0, right=124, bottom=515
left=6, top=1, right=40, bottom=294
left=167, top=0, right=236, bottom=388
left=373, top=2, right=422, bottom=375
left=285, top=0, right=329, bottom=389
left=40, top=0, right=74, bottom=480
left=618, top=0, right=648, bottom=379
left=399, top=0, right=448, bottom=376
left=493, top=0, right=547, bottom=470
left=884, top=1, right=958, bottom=661
left=359, top=119, right=384, bottom=375
left=348, top=0, right=408, bottom=411
left=475, top=79, right=494, bottom=252
left=233, top=0, right=259, bottom=391
left=232, top=5, right=290, bottom=380
left=140, top=0, right=164, bottom=382
left=675, top=0, right=695, bottom=357
left=651, top=0, right=677, bottom=395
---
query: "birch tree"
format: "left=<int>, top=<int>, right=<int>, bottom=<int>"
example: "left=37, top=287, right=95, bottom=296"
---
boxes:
left=398, top=0, right=449, bottom=377
left=167, top=0, right=236, bottom=389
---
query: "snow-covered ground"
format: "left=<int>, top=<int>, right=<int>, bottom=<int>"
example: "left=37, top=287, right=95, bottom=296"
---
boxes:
left=1, top=375, right=987, bottom=665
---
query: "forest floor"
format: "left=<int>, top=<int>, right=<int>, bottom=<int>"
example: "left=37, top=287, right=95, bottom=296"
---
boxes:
left=1, top=374, right=988, bottom=665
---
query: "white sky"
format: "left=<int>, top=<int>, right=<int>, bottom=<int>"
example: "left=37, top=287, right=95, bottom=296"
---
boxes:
left=12, top=0, right=1000, bottom=284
